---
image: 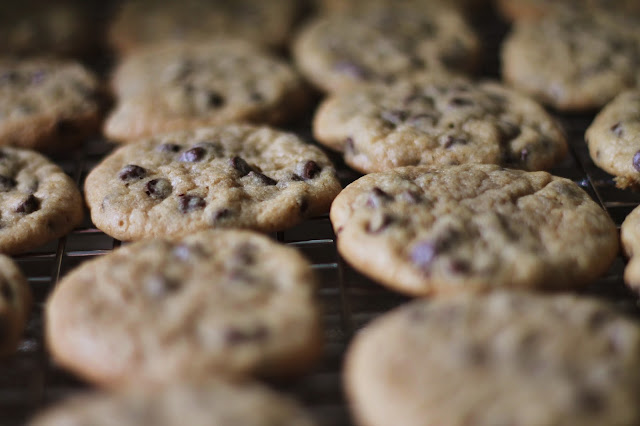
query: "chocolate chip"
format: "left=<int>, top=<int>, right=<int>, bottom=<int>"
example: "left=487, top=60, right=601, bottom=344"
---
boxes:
left=381, top=110, right=408, bottom=126
left=334, top=61, right=371, bottom=79
left=498, top=121, right=521, bottom=141
left=157, top=143, right=181, bottom=153
left=442, top=135, right=468, bottom=149
left=575, top=388, right=606, bottom=413
left=178, top=195, right=206, bottom=213
left=212, top=208, right=232, bottom=223
left=230, top=156, right=253, bottom=177
left=248, top=171, right=277, bottom=186
left=367, top=213, right=394, bottom=233
left=145, top=178, right=172, bottom=199
left=611, top=122, right=623, bottom=137
left=302, top=160, right=321, bottom=180
left=179, top=147, right=206, bottom=162
left=224, top=326, right=269, bottom=345
left=367, top=187, right=393, bottom=208
left=0, top=175, right=16, bottom=191
left=206, top=91, right=225, bottom=108
left=232, top=243, right=256, bottom=266
left=118, top=165, right=147, bottom=181
left=0, top=281, right=13, bottom=302
left=448, top=259, right=470, bottom=274
left=145, top=275, right=180, bottom=298
left=633, top=151, right=640, bottom=172
left=449, top=97, right=473, bottom=107
left=16, top=194, right=39, bottom=214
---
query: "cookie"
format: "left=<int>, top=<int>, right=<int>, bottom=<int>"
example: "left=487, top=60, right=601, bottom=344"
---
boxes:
left=0, top=0, right=98, bottom=57
left=0, top=146, right=83, bottom=254
left=585, top=90, right=640, bottom=188
left=621, top=205, right=640, bottom=292
left=330, top=164, right=617, bottom=296
left=292, top=4, right=480, bottom=93
left=29, top=380, right=316, bottom=426
left=45, top=229, right=322, bottom=387
left=502, top=9, right=640, bottom=111
left=104, top=40, right=308, bottom=142
left=496, top=0, right=640, bottom=22
left=345, top=292, right=640, bottom=426
left=86, top=125, right=341, bottom=241
left=317, top=0, right=485, bottom=16
left=108, top=0, right=298, bottom=55
left=0, top=255, right=31, bottom=357
left=314, top=74, right=567, bottom=173
left=0, top=58, right=104, bottom=152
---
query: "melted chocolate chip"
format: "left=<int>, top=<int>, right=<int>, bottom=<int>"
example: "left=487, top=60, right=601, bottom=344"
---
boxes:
left=498, top=121, right=521, bottom=142
left=179, top=147, right=206, bottom=162
left=206, top=91, right=225, bottom=108
left=224, top=326, right=269, bottom=345
left=334, top=61, right=371, bottom=79
left=249, top=171, right=277, bottom=186
left=633, top=151, right=640, bottom=172
left=158, top=143, right=182, bottom=153
left=611, top=122, right=623, bottom=137
left=178, top=195, right=206, bottom=213
left=145, top=178, right=172, bottom=199
left=367, top=187, right=393, bottom=208
left=448, top=259, right=470, bottom=274
left=212, top=208, right=232, bottom=223
left=302, top=161, right=321, bottom=180
left=16, top=194, right=40, bottom=214
left=0, top=175, right=16, bottom=191
left=118, top=165, right=147, bottom=181
left=449, top=97, right=474, bottom=107
left=230, top=156, right=253, bottom=177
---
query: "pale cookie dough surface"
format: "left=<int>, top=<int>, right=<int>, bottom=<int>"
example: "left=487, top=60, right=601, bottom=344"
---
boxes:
left=621, top=205, right=640, bottom=292
left=345, top=292, right=640, bottom=426
left=0, top=58, right=103, bottom=152
left=0, top=147, right=83, bottom=254
left=586, top=90, right=640, bottom=188
left=109, top=0, right=298, bottom=54
left=29, top=380, right=317, bottom=426
left=502, top=9, right=640, bottom=111
left=86, top=125, right=341, bottom=241
left=45, top=230, right=322, bottom=387
left=314, top=74, right=567, bottom=173
left=293, top=4, right=479, bottom=93
left=105, top=41, right=308, bottom=142
left=330, top=164, right=617, bottom=296
left=0, top=255, right=31, bottom=357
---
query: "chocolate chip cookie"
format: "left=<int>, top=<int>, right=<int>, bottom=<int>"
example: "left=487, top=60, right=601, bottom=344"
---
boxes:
left=46, top=229, right=322, bottom=387
left=104, top=40, right=308, bottom=142
left=29, top=380, right=316, bottom=425
left=496, top=0, right=640, bottom=22
left=586, top=90, right=640, bottom=188
left=0, top=146, right=83, bottom=254
left=314, top=74, right=567, bottom=173
left=86, top=124, right=341, bottom=241
left=0, top=255, right=31, bottom=357
left=109, top=0, right=298, bottom=55
left=345, top=292, right=640, bottom=426
left=621, top=205, right=640, bottom=292
left=502, top=9, right=640, bottom=111
left=0, top=58, right=104, bottom=152
left=330, top=164, right=617, bottom=296
left=292, top=4, right=480, bottom=93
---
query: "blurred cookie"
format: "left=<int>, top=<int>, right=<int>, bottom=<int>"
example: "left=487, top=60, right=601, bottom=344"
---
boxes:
left=330, top=164, right=617, bottom=296
left=621, top=205, right=640, bottom=292
left=0, top=255, right=31, bottom=357
left=86, top=124, right=341, bottom=241
left=496, top=0, right=640, bottom=22
left=293, top=4, right=479, bottom=93
left=314, top=74, right=567, bottom=173
left=0, top=58, right=104, bottom=152
left=46, top=229, right=323, bottom=387
left=345, top=292, right=640, bottom=426
left=105, top=40, right=308, bottom=142
left=0, top=146, right=83, bottom=254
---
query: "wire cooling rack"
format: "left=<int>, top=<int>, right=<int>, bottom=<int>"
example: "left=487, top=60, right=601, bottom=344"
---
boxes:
left=2, top=4, right=640, bottom=426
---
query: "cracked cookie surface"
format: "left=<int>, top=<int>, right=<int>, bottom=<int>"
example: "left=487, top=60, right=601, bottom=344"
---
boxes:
left=586, top=90, right=640, bottom=188
left=45, top=229, right=322, bottom=387
left=0, top=59, right=103, bottom=152
left=86, top=124, right=341, bottom=241
left=0, top=147, right=83, bottom=254
left=105, top=40, right=308, bottom=142
left=314, top=74, right=567, bottom=173
left=345, top=292, right=640, bottom=426
left=330, top=164, right=617, bottom=296
left=293, top=4, right=479, bottom=93
left=0, top=255, right=31, bottom=357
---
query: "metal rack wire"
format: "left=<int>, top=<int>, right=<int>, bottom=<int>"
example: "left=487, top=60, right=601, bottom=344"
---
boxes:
left=2, top=5, right=640, bottom=426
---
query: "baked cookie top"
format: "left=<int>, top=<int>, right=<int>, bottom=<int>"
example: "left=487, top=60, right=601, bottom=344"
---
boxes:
left=502, top=9, right=640, bottom=111
left=314, top=74, right=567, bottom=173
left=292, top=4, right=479, bottom=93
left=29, top=380, right=316, bottom=426
left=86, top=124, right=341, bottom=241
left=621, top=205, right=640, bottom=292
left=0, top=146, right=83, bottom=254
left=0, top=58, right=103, bottom=151
left=0, top=255, right=31, bottom=357
left=45, top=229, right=322, bottom=387
left=586, top=90, right=640, bottom=188
left=330, top=164, right=617, bottom=296
left=109, top=0, right=298, bottom=54
left=105, top=40, right=308, bottom=142
left=345, top=292, right=640, bottom=426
